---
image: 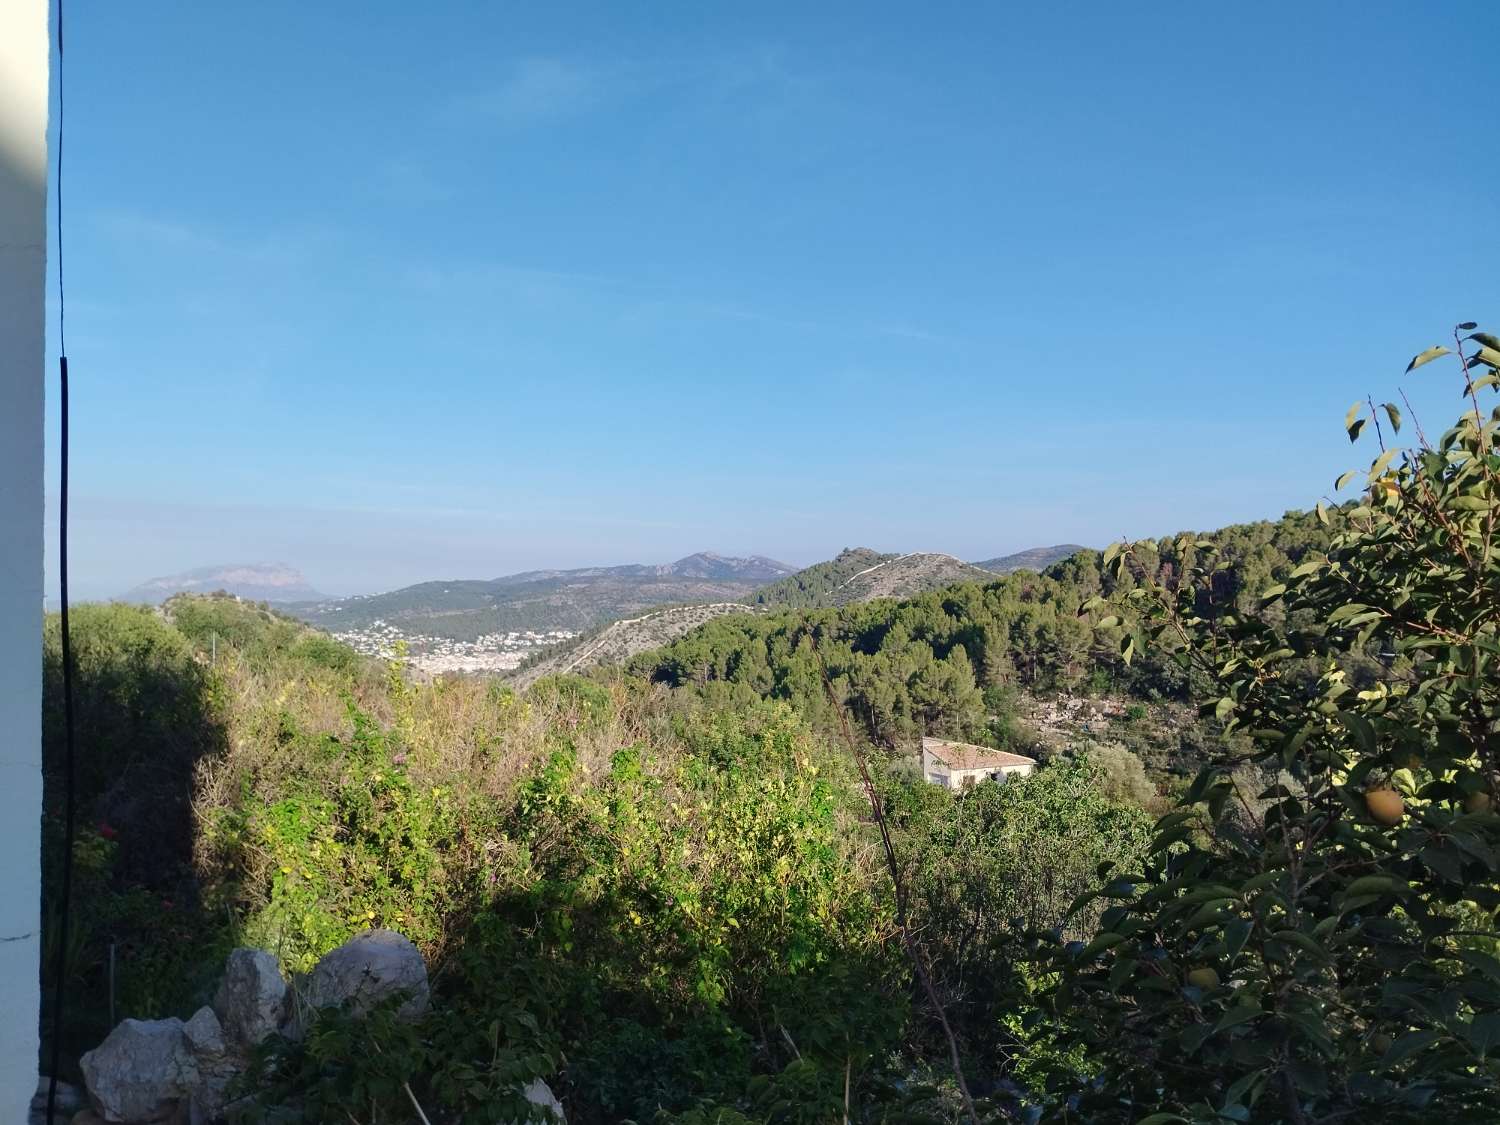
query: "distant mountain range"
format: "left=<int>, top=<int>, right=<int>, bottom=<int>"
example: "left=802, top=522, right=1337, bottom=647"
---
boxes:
left=137, top=544, right=1089, bottom=662
left=291, top=553, right=796, bottom=640
left=974, top=544, right=1089, bottom=574
left=121, top=563, right=326, bottom=605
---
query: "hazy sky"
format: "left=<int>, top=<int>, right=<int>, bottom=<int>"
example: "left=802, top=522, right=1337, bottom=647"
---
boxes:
left=43, top=0, right=1500, bottom=597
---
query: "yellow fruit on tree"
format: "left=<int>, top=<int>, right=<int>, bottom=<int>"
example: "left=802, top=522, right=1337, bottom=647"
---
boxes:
left=1186, top=967, right=1220, bottom=990
left=1365, top=788, right=1405, bottom=827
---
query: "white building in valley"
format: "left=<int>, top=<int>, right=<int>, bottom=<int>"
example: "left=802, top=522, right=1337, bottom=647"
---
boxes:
left=921, top=737, right=1036, bottom=790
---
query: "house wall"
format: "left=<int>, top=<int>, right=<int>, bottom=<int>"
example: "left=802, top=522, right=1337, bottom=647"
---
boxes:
left=921, top=746, right=952, bottom=787
left=0, top=0, right=48, bottom=1109
left=949, top=763, right=1035, bottom=788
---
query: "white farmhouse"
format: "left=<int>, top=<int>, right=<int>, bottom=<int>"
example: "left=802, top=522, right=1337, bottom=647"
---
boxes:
left=921, top=737, right=1037, bottom=790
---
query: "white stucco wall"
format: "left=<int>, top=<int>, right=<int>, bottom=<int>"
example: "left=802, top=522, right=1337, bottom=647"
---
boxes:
left=922, top=749, right=1035, bottom=790
left=0, top=0, right=49, bottom=1109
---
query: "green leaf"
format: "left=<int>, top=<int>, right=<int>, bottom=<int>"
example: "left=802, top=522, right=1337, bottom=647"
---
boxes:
left=1335, top=469, right=1359, bottom=491
left=1383, top=401, right=1402, bottom=433
left=1136, top=1114, right=1189, bottom=1124
left=1316, top=499, right=1330, bottom=524
left=1347, top=417, right=1367, bottom=443
left=1108, top=956, right=1138, bottom=992
left=1421, top=844, right=1464, bottom=883
left=1345, top=873, right=1403, bottom=896
left=1467, top=1013, right=1500, bottom=1056
left=1469, top=344, right=1500, bottom=369
left=1079, top=931, right=1128, bottom=959
left=1383, top=1028, right=1441, bottom=1066
left=1271, top=928, right=1332, bottom=960
left=1214, top=1002, right=1263, bottom=1033
left=1224, top=917, right=1253, bottom=961
left=1337, top=711, right=1376, bottom=754
left=1369, top=447, right=1399, bottom=479
left=1406, top=344, right=1451, bottom=373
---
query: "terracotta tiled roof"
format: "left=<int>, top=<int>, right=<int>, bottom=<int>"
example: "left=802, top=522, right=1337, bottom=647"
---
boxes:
left=922, top=737, right=1036, bottom=771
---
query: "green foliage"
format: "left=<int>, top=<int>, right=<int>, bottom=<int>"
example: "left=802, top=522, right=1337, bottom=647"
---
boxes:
left=41, top=603, right=233, bottom=1064
left=888, top=759, right=1154, bottom=1072
left=1031, top=327, right=1500, bottom=1122
left=1077, top=742, right=1159, bottom=809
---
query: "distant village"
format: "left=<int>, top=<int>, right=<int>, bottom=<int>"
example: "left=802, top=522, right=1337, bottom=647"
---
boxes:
left=331, top=619, right=578, bottom=674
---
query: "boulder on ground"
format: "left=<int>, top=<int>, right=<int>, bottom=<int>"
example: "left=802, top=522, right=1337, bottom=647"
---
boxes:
left=303, top=929, right=429, bottom=1020
left=213, top=948, right=287, bottom=1049
left=182, top=1007, right=238, bottom=1124
left=79, top=1018, right=195, bottom=1124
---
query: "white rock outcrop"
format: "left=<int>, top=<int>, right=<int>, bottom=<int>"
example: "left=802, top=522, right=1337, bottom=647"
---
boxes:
left=79, top=933, right=440, bottom=1124
left=213, top=948, right=288, bottom=1049
left=302, top=929, right=429, bottom=1019
left=79, top=1018, right=195, bottom=1123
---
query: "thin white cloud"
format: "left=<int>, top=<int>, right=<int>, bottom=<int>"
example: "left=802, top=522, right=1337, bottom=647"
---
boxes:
left=450, top=57, right=600, bottom=126
left=371, top=160, right=453, bottom=205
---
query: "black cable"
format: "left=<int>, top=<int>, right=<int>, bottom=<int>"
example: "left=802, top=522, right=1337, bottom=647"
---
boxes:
left=45, top=0, right=75, bottom=1118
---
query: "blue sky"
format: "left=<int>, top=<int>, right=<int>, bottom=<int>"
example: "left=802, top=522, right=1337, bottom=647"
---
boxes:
left=45, top=0, right=1500, bottom=596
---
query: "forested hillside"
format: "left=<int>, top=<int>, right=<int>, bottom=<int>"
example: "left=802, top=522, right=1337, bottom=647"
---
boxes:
left=636, top=507, right=1342, bottom=755
left=972, top=543, right=1087, bottom=574
left=749, top=548, right=997, bottom=609
left=747, top=547, right=896, bottom=608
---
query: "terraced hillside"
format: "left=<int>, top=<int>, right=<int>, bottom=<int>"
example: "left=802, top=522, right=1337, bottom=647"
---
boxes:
left=821, top=551, right=996, bottom=604
left=511, top=602, right=759, bottom=688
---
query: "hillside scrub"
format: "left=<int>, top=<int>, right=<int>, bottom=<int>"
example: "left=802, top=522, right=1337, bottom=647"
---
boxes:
left=42, top=595, right=1155, bottom=1122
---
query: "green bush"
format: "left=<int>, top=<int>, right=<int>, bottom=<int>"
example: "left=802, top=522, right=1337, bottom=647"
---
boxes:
left=1029, top=327, right=1500, bottom=1122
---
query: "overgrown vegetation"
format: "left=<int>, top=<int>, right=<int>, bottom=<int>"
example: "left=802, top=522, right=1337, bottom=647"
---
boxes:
left=41, top=325, right=1500, bottom=1122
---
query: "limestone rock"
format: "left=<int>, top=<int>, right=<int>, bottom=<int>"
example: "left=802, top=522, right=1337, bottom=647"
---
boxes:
left=213, top=948, right=287, bottom=1049
left=79, top=1018, right=195, bottom=1124
left=181, top=1008, right=227, bottom=1060
left=303, top=929, right=429, bottom=1019
left=182, top=1007, right=238, bottom=1123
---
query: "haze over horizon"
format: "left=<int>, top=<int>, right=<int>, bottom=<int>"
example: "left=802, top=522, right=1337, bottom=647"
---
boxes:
left=42, top=0, right=1500, bottom=599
